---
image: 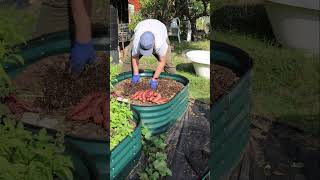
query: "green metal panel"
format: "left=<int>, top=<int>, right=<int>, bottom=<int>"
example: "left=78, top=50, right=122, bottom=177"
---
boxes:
left=7, top=31, right=110, bottom=180
left=65, top=136, right=108, bottom=180
left=210, top=41, right=253, bottom=180
left=110, top=111, right=142, bottom=180
left=113, top=71, right=190, bottom=135
left=212, top=91, right=250, bottom=134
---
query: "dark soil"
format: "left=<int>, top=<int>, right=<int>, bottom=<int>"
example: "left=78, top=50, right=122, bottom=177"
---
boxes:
left=42, top=54, right=108, bottom=110
left=211, top=64, right=239, bottom=104
left=250, top=116, right=320, bottom=180
left=12, top=53, right=108, bottom=139
left=113, top=78, right=184, bottom=105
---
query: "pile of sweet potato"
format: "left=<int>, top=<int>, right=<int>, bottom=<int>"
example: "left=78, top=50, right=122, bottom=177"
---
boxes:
left=5, top=94, right=41, bottom=118
left=131, top=90, right=169, bottom=104
left=68, top=92, right=108, bottom=130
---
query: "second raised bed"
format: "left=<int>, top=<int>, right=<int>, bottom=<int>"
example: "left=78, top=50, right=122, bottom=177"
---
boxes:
left=109, top=110, right=142, bottom=180
left=210, top=41, right=253, bottom=179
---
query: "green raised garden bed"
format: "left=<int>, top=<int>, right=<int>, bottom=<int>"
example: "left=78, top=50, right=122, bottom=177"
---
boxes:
left=6, top=31, right=109, bottom=180
left=109, top=110, right=142, bottom=180
left=210, top=41, right=253, bottom=179
left=112, top=71, right=190, bottom=135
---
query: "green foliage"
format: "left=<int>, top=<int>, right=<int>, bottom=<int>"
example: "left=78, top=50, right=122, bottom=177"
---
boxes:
left=110, top=98, right=134, bottom=150
left=212, top=0, right=237, bottom=12
left=128, top=12, right=144, bottom=31
left=138, top=126, right=172, bottom=179
left=215, top=31, right=320, bottom=135
left=139, top=0, right=174, bottom=22
left=0, top=12, right=26, bottom=98
left=0, top=118, right=74, bottom=180
left=136, top=0, right=209, bottom=40
left=110, top=60, right=134, bottom=150
left=196, top=16, right=210, bottom=33
left=110, top=57, right=121, bottom=91
left=186, top=0, right=210, bottom=19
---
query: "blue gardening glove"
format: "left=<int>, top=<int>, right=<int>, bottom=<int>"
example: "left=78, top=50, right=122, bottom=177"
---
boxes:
left=149, top=79, right=158, bottom=90
left=132, top=74, right=140, bottom=84
left=70, top=40, right=96, bottom=76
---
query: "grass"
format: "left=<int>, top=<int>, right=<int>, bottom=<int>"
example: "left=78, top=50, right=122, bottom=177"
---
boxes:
left=214, top=31, right=320, bottom=135
left=123, top=40, right=210, bottom=103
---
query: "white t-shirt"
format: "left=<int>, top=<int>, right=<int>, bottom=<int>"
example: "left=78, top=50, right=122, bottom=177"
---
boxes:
left=132, top=19, right=168, bottom=57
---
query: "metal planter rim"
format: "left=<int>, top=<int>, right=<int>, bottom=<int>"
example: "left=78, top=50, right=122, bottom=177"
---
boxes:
left=211, top=41, right=253, bottom=108
left=112, top=70, right=190, bottom=107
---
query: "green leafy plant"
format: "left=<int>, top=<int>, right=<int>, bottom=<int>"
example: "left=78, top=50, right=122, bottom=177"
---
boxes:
left=128, top=12, right=144, bottom=31
left=136, top=0, right=210, bottom=40
left=110, top=98, right=134, bottom=150
left=0, top=118, right=74, bottom=180
left=110, top=61, right=134, bottom=150
left=138, top=126, right=172, bottom=180
left=0, top=15, right=25, bottom=98
left=110, top=57, right=118, bottom=91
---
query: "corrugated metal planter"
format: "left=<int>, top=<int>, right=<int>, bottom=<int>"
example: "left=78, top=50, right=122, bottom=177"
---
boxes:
left=113, top=71, right=190, bottom=135
left=109, top=110, right=142, bottom=180
left=6, top=31, right=108, bottom=180
left=210, top=41, right=253, bottom=179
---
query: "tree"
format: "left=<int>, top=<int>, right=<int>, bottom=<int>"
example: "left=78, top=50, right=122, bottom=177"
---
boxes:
left=177, top=0, right=209, bottom=40
left=137, top=0, right=210, bottom=41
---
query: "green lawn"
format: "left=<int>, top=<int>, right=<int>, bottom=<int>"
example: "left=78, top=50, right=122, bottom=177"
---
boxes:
left=215, top=31, right=320, bottom=135
left=123, top=40, right=210, bottom=103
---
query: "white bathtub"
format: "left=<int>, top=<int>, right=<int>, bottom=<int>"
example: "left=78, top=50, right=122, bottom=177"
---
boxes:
left=265, top=0, right=320, bottom=55
left=186, top=50, right=210, bottom=79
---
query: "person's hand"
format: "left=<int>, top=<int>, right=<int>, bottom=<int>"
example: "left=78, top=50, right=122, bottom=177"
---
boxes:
left=132, top=74, right=140, bottom=84
left=149, top=79, right=158, bottom=90
left=70, top=40, right=96, bottom=76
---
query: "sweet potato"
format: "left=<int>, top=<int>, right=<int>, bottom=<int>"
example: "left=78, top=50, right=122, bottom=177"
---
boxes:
left=142, top=91, right=147, bottom=102
left=131, top=92, right=138, bottom=99
left=138, top=91, right=144, bottom=97
left=91, top=95, right=104, bottom=121
left=103, top=118, right=108, bottom=130
left=144, top=90, right=153, bottom=98
left=131, top=91, right=142, bottom=99
left=148, top=91, right=155, bottom=98
left=152, top=95, right=162, bottom=103
left=93, top=111, right=104, bottom=124
left=5, top=95, right=41, bottom=116
left=69, top=92, right=102, bottom=121
left=6, top=101, right=23, bottom=116
left=17, top=101, right=41, bottom=112
left=149, top=96, right=155, bottom=102
left=69, top=93, right=98, bottom=116
left=70, top=106, right=92, bottom=121
left=156, top=98, right=169, bottom=104
left=162, top=98, right=169, bottom=102
left=102, top=100, right=108, bottom=121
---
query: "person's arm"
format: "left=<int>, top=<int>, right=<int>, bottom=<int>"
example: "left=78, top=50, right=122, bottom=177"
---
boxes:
left=84, top=0, right=92, bottom=16
left=69, top=0, right=95, bottom=77
left=132, top=56, right=140, bottom=75
left=152, top=56, right=166, bottom=80
left=153, top=42, right=168, bottom=79
left=71, top=0, right=91, bottom=43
